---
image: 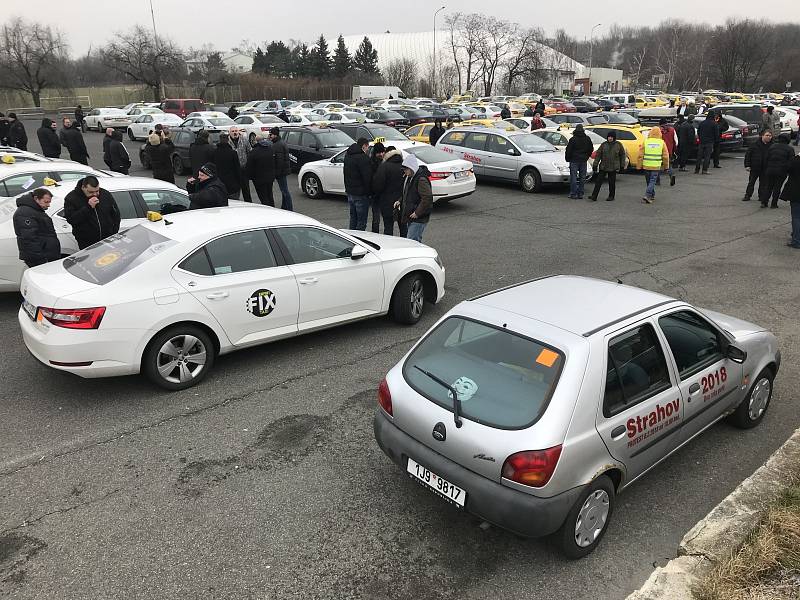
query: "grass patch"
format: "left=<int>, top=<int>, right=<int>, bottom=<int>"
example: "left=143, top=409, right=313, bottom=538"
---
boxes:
left=694, top=482, right=800, bottom=600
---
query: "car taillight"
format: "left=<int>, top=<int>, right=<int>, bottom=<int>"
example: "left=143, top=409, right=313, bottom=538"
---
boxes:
left=429, top=171, right=450, bottom=180
left=721, top=132, right=733, bottom=139
left=501, top=446, right=562, bottom=487
left=38, top=306, right=106, bottom=329
left=261, top=126, right=270, bottom=131
left=378, top=378, right=393, bottom=416
left=387, top=121, right=395, bottom=126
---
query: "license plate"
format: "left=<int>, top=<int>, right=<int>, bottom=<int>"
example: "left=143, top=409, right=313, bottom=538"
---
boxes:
left=21, top=298, right=36, bottom=321
left=454, top=170, right=470, bottom=179
left=406, top=457, right=466, bottom=507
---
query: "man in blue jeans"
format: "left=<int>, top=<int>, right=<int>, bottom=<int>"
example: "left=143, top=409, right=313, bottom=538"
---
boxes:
left=343, top=137, right=372, bottom=230
left=396, top=154, right=433, bottom=242
left=564, top=124, right=593, bottom=199
left=269, top=127, right=293, bottom=210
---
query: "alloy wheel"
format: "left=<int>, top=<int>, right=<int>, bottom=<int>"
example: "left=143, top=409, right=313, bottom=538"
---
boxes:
left=156, top=334, right=207, bottom=384
left=410, top=279, right=424, bottom=319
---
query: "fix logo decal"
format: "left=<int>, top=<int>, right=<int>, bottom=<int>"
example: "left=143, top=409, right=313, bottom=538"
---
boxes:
left=246, top=289, right=276, bottom=317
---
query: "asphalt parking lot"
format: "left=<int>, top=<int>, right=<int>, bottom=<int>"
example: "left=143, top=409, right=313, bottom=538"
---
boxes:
left=1, top=126, right=799, bottom=600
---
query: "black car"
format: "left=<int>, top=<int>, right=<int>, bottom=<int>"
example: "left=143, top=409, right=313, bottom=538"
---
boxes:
left=592, top=98, right=621, bottom=111
left=712, top=104, right=763, bottom=146
left=685, top=114, right=746, bottom=157
left=572, top=98, right=600, bottom=113
left=427, top=105, right=462, bottom=122
left=328, top=123, right=412, bottom=147
left=279, top=126, right=354, bottom=171
left=392, top=108, right=434, bottom=126
left=138, top=127, right=222, bottom=175
left=364, top=110, right=410, bottom=130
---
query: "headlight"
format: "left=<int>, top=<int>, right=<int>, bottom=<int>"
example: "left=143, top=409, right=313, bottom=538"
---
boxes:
left=553, top=162, right=568, bottom=171
left=434, top=253, right=444, bottom=269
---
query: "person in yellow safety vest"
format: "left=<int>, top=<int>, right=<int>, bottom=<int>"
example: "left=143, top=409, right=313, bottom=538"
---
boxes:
left=639, top=126, right=670, bottom=204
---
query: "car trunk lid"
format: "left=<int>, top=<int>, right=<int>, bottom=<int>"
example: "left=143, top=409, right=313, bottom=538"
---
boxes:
left=20, top=261, right=98, bottom=312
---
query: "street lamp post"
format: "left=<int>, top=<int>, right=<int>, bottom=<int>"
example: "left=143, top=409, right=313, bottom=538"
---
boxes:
left=149, top=0, right=166, bottom=100
left=433, top=6, right=446, bottom=99
left=588, top=23, right=602, bottom=95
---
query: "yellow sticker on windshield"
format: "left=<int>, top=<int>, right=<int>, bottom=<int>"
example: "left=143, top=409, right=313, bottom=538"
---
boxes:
left=95, top=252, right=120, bottom=267
left=373, top=137, right=386, bottom=143
left=536, top=348, right=559, bottom=368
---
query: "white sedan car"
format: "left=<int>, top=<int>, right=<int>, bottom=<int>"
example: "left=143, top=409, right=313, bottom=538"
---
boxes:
left=286, top=113, right=329, bottom=126
left=0, top=160, right=111, bottom=201
left=180, top=113, right=235, bottom=132
left=18, top=205, right=446, bottom=389
left=233, top=114, right=291, bottom=144
left=127, top=113, right=184, bottom=140
left=0, top=176, right=191, bottom=291
left=0, top=146, right=51, bottom=163
left=84, top=108, right=128, bottom=132
left=299, top=144, right=475, bottom=203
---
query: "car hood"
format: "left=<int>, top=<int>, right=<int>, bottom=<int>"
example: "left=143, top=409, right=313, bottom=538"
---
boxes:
left=343, top=230, right=434, bottom=254
left=701, top=308, right=766, bottom=338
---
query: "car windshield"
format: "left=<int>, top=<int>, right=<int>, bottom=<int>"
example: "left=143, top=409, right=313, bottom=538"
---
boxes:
left=317, top=130, right=354, bottom=147
left=64, top=226, right=176, bottom=285
left=208, top=118, right=234, bottom=126
left=367, top=126, right=406, bottom=141
left=257, top=115, right=283, bottom=123
left=403, top=317, right=565, bottom=429
left=381, top=111, right=404, bottom=119
left=510, top=133, right=556, bottom=153
left=406, top=145, right=457, bottom=164
left=606, top=112, right=639, bottom=124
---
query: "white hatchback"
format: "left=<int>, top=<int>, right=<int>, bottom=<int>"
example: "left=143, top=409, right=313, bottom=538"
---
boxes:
left=18, top=205, right=446, bottom=389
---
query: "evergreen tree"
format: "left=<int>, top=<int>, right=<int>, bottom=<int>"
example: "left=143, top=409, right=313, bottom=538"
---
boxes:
left=353, top=36, right=379, bottom=75
left=252, top=47, right=267, bottom=74
left=291, top=43, right=310, bottom=78
left=332, top=34, right=352, bottom=78
left=264, top=41, right=292, bottom=77
left=308, top=34, right=331, bottom=78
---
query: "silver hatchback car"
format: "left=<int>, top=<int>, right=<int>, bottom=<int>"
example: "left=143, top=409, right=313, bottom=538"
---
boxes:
left=374, top=275, right=780, bottom=558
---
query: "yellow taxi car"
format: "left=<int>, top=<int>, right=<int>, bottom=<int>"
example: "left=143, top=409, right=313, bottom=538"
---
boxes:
left=584, top=124, right=648, bottom=170
left=446, top=93, right=476, bottom=103
left=725, top=93, right=750, bottom=103
left=404, top=122, right=436, bottom=142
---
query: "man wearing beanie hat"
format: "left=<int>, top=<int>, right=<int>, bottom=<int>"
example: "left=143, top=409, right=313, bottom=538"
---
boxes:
left=246, top=133, right=276, bottom=206
left=344, top=137, right=373, bottom=229
left=395, top=154, right=433, bottom=242
left=589, top=131, right=627, bottom=201
left=186, top=163, right=229, bottom=210
left=7, top=113, right=27, bottom=151
left=269, top=127, right=293, bottom=210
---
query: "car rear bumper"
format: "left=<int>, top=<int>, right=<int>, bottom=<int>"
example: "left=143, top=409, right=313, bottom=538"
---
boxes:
left=432, top=177, right=476, bottom=200
left=373, top=410, right=585, bottom=538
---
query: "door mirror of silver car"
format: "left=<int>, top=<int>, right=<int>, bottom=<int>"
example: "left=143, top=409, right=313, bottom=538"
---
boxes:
left=726, top=345, right=747, bottom=363
left=507, top=148, right=517, bottom=155
left=350, top=245, right=368, bottom=260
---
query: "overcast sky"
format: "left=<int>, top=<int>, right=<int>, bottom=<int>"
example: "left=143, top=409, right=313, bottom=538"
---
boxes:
left=5, top=0, right=800, bottom=55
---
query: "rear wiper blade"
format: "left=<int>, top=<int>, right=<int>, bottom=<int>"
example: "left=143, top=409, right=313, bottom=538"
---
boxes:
left=413, top=365, right=463, bottom=428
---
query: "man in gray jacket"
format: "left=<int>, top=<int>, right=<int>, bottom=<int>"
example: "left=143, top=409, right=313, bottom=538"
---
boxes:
left=228, top=127, right=252, bottom=202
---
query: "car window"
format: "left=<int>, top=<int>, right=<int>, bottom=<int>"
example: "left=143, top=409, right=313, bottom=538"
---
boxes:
left=275, top=226, right=355, bottom=264
left=402, top=316, right=564, bottom=429
left=463, top=132, right=488, bottom=151
left=604, top=324, right=672, bottom=417
left=56, top=171, right=94, bottom=182
left=616, top=130, right=637, bottom=141
left=590, top=127, right=611, bottom=138
left=286, top=130, right=302, bottom=145
left=185, top=101, right=204, bottom=112
left=237, top=116, right=253, bottom=124
left=440, top=131, right=466, bottom=146
left=172, top=132, right=188, bottom=145
left=178, top=247, right=213, bottom=276
left=486, top=134, right=513, bottom=154
left=406, top=125, right=421, bottom=137
left=301, top=132, right=318, bottom=148
left=588, top=115, right=607, bottom=124
left=331, top=151, right=346, bottom=164
left=143, top=115, right=153, bottom=123
left=202, top=230, right=276, bottom=275
left=658, top=311, right=724, bottom=378
left=2, top=172, right=50, bottom=196
left=110, top=190, right=139, bottom=219
left=139, top=189, right=189, bottom=214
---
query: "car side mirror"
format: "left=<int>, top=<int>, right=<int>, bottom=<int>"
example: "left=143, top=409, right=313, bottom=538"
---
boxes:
left=726, top=345, right=747, bottom=364
left=507, top=148, right=517, bottom=155
left=350, top=245, right=368, bottom=260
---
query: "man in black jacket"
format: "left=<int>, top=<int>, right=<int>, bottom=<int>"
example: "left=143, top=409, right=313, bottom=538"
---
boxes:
left=7, top=113, right=27, bottom=150
left=711, top=112, right=728, bottom=169
left=102, top=128, right=114, bottom=168
left=743, top=129, right=773, bottom=202
left=60, top=118, right=89, bottom=164
left=565, top=124, right=593, bottom=199
left=189, top=130, right=215, bottom=178
left=147, top=133, right=175, bottom=184
left=246, top=134, right=276, bottom=206
left=63, top=176, right=121, bottom=249
left=186, top=163, right=229, bottom=210
left=761, top=134, right=795, bottom=208
left=428, top=120, right=445, bottom=146
left=344, top=137, right=372, bottom=230
left=694, top=116, right=716, bottom=174
left=13, top=188, right=61, bottom=267
left=36, top=118, right=61, bottom=158
left=212, top=133, right=241, bottom=199
left=0, top=113, right=9, bottom=145
left=372, top=147, right=404, bottom=235
left=676, top=115, right=695, bottom=172
left=368, top=142, right=386, bottom=232
left=269, top=127, right=293, bottom=210
left=108, top=130, right=131, bottom=175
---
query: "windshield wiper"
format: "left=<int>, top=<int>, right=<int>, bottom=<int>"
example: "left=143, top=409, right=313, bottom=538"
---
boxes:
left=413, top=365, right=463, bottom=428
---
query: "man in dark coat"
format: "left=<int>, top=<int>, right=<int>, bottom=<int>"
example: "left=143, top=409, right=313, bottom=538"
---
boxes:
left=780, top=153, right=800, bottom=248
left=229, top=126, right=252, bottom=202
left=589, top=131, right=627, bottom=201
left=13, top=188, right=61, bottom=267
left=676, top=115, right=695, bottom=172
left=565, top=124, right=594, bottom=199
left=534, top=100, right=546, bottom=116
left=108, top=130, right=131, bottom=174
left=761, top=133, right=795, bottom=208
left=0, top=113, right=9, bottom=145
left=397, top=154, right=433, bottom=242
left=368, top=142, right=386, bottom=232
left=146, top=133, right=175, bottom=184
left=7, top=113, right=27, bottom=150
left=60, top=118, right=89, bottom=164
left=212, top=133, right=241, bottom=199
left=63, top=176, right=121, bottom=249
left=227, top=105, right=239, bottom=120
left=711, top=111, right=728, bottom=169
left=102, top=128, right=114, bottom=168
left=743, top=129, right=773, bottom=202
left=189, top=130, right=215, bottom=178
left=245, top=135, right=276, bottom=206
left=74, top=105, right=86, bottom=132
left=694, top=115, right=716, bottom=174
left=344, top=138, right=373, bottom=230
left=500, top=105, right=511, bottom=120
left=269, top=127, right=292, bottom=210
left=36, top=118, right=61, bottom=158
left=428, top=119, right=445, bottom=146
left=186, top=163, right=229, bottom=210
left=372, top=147, right=404, bottom=235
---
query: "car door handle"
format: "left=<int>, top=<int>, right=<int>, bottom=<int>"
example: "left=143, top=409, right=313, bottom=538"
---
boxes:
left=205, top=292, right=229, bottom=300
left=689, top=383, right=701, bottom=394
left=611, top=425, right=627, bottom=439
left=299, top=277, right=319, bottom=285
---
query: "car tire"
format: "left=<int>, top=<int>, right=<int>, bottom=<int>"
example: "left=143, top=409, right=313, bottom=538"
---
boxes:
left=97, top=121, right=104, bottom=133
left=172, top=154, right=185, bottom=175
left=140, top=151, right=151, bottom=169
left=143, top=325, right=215, bottom=391
left=555, top=475, right=615, bottom=559
left=520, top=167, right=542, bottom=193
left=128, top=129, right=136, bottom=141
left=391, top=273, right=425, bottom=325
left=729, top=368, right=774, bottom=429
left=302, top=173, right=323, bottom=199
left=249, top=132, right=257, bottom=146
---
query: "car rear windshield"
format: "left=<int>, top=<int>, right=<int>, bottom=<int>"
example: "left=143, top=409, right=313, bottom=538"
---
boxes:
left=64, top=226, right=176, bottom=285
left=402, top=317, right=564, bottom=429
left=316, top=129, right=354, bottom=147
left=185, top=101, right=204, bottom=112
left=406, top=145, right=457, bottom=164
left=367, top=125, right=406, bottom=141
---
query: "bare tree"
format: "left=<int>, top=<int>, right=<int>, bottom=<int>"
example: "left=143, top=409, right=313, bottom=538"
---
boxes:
left=445, top=13, right=485, bottom=94
left=629, top=46, right=648, bottom=90
left=0, top=18, right=68, bottom=107
left=384, top=58, right=418, bottom=96
left=709, top=19, right=775, bottom=91
left=501, top=27, right=544, bottom=94
left=477, top=17, right=518, bottom=95
left=102, top=26, right=185, bottom=101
